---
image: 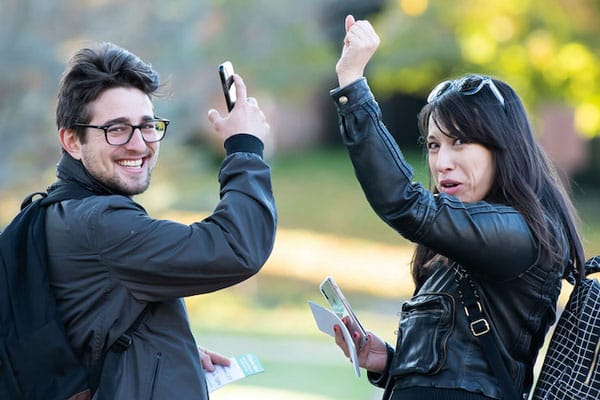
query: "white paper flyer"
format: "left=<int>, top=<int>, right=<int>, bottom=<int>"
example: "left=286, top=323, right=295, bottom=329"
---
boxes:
left=308, top=300, right=361, bottom=377
left=205, top=353, right=265, bottom=392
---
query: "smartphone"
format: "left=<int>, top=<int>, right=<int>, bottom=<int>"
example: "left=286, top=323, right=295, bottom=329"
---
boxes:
left=218, top=61, right=237, bottom=112
left=319, top=276, right=369, bottom=349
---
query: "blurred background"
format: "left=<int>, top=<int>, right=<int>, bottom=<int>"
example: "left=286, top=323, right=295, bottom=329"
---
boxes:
left=2, top=0, right=599, bottom=398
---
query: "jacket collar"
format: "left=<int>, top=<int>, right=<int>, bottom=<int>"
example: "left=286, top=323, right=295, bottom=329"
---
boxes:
left=48, top=152, right=115, bottom=196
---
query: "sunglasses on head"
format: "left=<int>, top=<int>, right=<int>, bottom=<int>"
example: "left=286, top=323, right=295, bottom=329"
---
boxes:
left=427, top=75, right=505, bottom=108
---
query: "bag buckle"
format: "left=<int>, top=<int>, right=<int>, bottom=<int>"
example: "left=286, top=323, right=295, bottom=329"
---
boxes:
left=463, top=301, right=482, bottom=317
left=470, top=318, right=490, bottom=336
left=112, top=333, right=133, bottom=352
left=464, top=301, right=490, bottom=336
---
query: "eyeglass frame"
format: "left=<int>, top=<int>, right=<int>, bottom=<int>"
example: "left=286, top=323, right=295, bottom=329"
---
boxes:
left=426, top=75, right=505, bottom=108
left=73, top=118, right=170, bottom=146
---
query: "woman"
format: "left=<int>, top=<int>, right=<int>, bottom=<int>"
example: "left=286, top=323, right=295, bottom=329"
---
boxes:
left=330, top=15, right=585, bottom=399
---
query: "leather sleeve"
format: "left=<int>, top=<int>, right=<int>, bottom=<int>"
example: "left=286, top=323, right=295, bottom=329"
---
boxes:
left=367, top=342, right=396, bottom=389
left=330, top=79, right=537, bottom=281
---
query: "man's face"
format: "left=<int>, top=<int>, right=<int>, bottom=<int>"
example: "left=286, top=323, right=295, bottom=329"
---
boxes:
left=77, top=87, right=160, bottom=195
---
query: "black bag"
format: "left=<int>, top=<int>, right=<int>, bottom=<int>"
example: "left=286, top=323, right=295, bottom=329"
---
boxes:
left=531, top=255, right=600, bottom=400
left=0, top=189, right=90, bottom=400
left=1, top=186, right=152, bottom=400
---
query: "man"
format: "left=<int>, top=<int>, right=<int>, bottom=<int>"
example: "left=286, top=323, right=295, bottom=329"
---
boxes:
left=46, top=42, right=276, bottom=399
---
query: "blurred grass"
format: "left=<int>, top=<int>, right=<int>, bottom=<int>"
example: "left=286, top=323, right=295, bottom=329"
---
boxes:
left=187, top=276, right=394, bottom=400
left=269, top=146, right=429, bottom=245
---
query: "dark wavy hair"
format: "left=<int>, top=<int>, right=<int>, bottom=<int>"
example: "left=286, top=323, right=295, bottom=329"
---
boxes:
left=412, top=74, right=584, bottom=288
left=56, top=42, right=161, bottom=142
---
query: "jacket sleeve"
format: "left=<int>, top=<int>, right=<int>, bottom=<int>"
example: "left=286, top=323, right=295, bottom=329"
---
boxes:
left=330, top=79, right=537, bottom=280
left=367, top=342, right=396, bottom=389
left=89, top=134, right=277, bottom=301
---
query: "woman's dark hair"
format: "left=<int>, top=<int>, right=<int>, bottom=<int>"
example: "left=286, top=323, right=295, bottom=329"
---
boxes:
left=412, top=75, right=584, bottom=288
left=56, top=42, right=161, bottom=142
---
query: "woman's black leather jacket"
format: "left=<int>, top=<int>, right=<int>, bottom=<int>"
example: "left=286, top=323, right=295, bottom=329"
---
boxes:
left=330, top=78, right=568, bottom=399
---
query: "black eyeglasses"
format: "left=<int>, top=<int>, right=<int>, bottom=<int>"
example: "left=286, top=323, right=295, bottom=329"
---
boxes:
left=427, top=75, right=505, bottom=108
left=73, top=118, right=170, bottom=146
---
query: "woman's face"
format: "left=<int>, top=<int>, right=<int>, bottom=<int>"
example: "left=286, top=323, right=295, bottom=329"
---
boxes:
left=426, top=116, right=495, bottom=203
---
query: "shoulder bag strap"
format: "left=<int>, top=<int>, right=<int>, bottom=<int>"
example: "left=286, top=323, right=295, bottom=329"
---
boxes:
left=89, top=303, right=156, bottom=399
left=454, top=265, right=522, bottom=400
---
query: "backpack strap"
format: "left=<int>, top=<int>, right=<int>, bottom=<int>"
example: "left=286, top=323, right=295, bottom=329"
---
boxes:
left=20, top=192, right=48, bottom=210
left=40, top=182, right=99, bottom=206
left=17, top=182, right=99, bottom=211
left=89, top=303, right=155, bottom=399
left=454, top=264, right=522, bottom=400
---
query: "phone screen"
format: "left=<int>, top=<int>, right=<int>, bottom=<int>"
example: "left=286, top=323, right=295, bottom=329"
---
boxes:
left=319, top=277, right=368, bottom=348
left=218, top=61, right=237, bottom=112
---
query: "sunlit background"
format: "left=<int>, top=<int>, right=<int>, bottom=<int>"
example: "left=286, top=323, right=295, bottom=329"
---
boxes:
left=2, top=0, right=600, bottom=399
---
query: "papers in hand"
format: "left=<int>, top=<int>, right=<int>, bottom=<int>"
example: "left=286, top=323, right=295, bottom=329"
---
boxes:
left=308, top=301, right=360, bottom=377
left=205, top=353, right=264, bottom=392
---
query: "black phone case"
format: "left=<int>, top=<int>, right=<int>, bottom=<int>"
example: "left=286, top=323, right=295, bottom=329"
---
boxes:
left=218, top=63, right=236, bottom=112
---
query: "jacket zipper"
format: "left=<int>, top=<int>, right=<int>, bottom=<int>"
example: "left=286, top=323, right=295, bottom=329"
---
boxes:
left=148, top=352, right=162, bottom=400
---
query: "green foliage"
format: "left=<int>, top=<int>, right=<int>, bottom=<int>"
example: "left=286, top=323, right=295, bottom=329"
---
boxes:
left=369, top=0, right=600, bottom=137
